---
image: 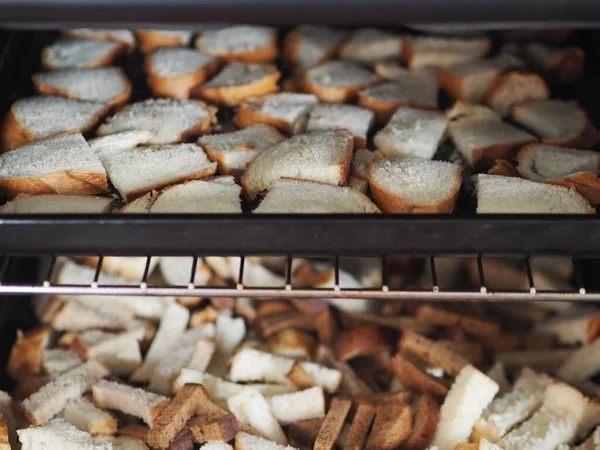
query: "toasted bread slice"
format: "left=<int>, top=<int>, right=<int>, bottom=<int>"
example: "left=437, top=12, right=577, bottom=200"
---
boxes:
left=368, top=158, right=462, bottom=214
left=339, top=28, right=403, bottom=65
left=241, top=130, right=353, bottom=200
left=62, top=29, right=136, bottom=48
left=0, top=194, right=113, bottom=213
left=42, top=348, right=81, bottom=376
left=1, top=95, right=109, bottom=151
left=476, top=174, right=594, bottom=214
left=343, top=403, right=375, bottom=450
left=234, top=93, right=318, bottom=134
left=511, top=99, right=598, bottom=148
left=120, top=191, right=158, bottom=213
left=18, top=418, right=112, bottom=450
left=366, top=394, right=412, bottom=450
left=373, top=107, right=448, bottom=159
left=314, top=398, right=351, bottom=450
left=32, top=67, right=131, bottom=107
left=268, top=387, right=325, bottom=425
left=198, top=125, right=286, bottom=176
left=7, top=327, right=52, bottom=379
left=135, top=29, right=193, bottom=52
left=399, top=330, right=469, bottom=376
left=97, top=99, right=217, bottom=144
left=557, top=337, right=600, bottom=383
left=195, top=26, right=278, bottom=63
left=403, top=35, right=491, bottom=69
left=390, top=353, right=449, bottom=398
left=520, top=42, right=584, bottom=83
left=301, top=60, right=379, bottom=103
left=228, top=389, right=287, bottom=444
left=0, top=391, right=17, bottom=449
left=0, top=133, right=108, bottom=198
left=42, top=38, right=123, bottom=70
left=283, top=26, right=346, bottom=73
left=145, top=48, right=221, bottom=99
left=486, top=71, right=549, bottom=117
left=305, top=104, right=375, bottom=148
left=193, top=63, right=281, bottom=106
left=404, top=394, right=439, bottom=450
left=62, top=397, right=117, bottom=436
left=333, top=325, right=388, bottom=361
left=0, top=413, right=9, bottom=450
left=268, top=328, right=317, bottom=360
left=415, top=305, right=500, bottom=339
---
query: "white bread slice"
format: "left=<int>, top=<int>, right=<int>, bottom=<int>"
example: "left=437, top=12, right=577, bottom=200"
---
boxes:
left=486, top=71, right=549, bottom=117
left=373, top=107, right=448, bottom=159
left=77, top=255, right=159, bottom=282
left=430, top=365, right=499, bottom=450
left=207, top=314, right=247, bottom=378
left=235, top=432, right=297, bottom=450
left=283, top=26, right=346, bottom=73
left=18, top=418, right=112, bottom=450
left=97, top=99, right=217, bottom=145
left=63, top=29, right=136, bottom=48
left=536, top=309, right=600, bottom=345
left=120, top=191, right=158, bottom=213
left=351, top=148, right=383, bottom=181
left=92, top=380, right=169, bottom=428
left=42, top=38, right=123, bottom=70
left=200, top=442, right=233, bottom=450
left=51, top=301, right=139, bottom=332
left=1, top=95, right=109, bottom=151
left=557, top=337, right=600, bottom=383
left=228, top=389, right=287, bottom=445
left=0, top=133, right=108, bottom=198
left=100, top=143, right=217, bottom=201
left=511, top=100, right=598, bottom=148
left=253, top=178, right=380, bottom=214
left=520, top=42, right=584, bottom=83
left=32, top=67, right=131, bottom=107
left=89, top=130, right=154, bottom=155
left=339, top=28, right=403, bottom=65
left=22, top=360, right=109, bottom=425
left=145, top=48, right=221, bottom=99
left=472, top=368, right=553, bottom=442
left=95, top=435, right=149, bottom=450
left=305, top=104, right=375, bottom=148
left=195, top=26, right=278, bottom=63
left=241, top=129, right=353, bottom=200
left=498, top=383, right=588, bottom=450
left=517, top=144, right=599, bottom=181
left=267, top=387, right=325, bottom=425
left=149, top=177, right=242, bottom=213
left=476, top=174, right=594, bottom=214
left=42, top=348, right=81, bottom=376
left=368, top=158, right=462, bottom=213
left=486, top=361, right=511, bottom=394
left=62, top=397, right=117, bottom=436
left=194, top=62, right=281, bottom=106
left=159, top=257, right=212, bottom=286
left=301, top=60, right=379, bottom=103
left=234, top=93, right=318, bottom=134
left=0, top=194, right=113, bottom=213
left=135, top=29, right=193, bottom=52
left=0, top=391, right=17, bottom=449
left=403, top=35, right=491, bottom=69
left=198, top=125, right=286, bottom=176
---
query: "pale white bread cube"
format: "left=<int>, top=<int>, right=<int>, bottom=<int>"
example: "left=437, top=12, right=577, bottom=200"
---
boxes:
left=97, top=99, right=217, bottom=145
left=42, top=38, right=123, bottom=70
left=130, top=302, right=190, bottom=383
left=512, top=100, right=598, bottom=148
left=498, top=383, right=588, bottom=450
left=235, top=93, right=318, bottom=134
left=63, top=29, right=136, bottom=48
left=228, top=389, right=287, bottom=445
left=195, top=25, right=278, bottom=63
left=62, top=397, right=117, bottom=436
left=77, top=255, right=159, bottom=282
left=159, top=257, right=212, bottom=286
left=18, top=418, right=112, bottom=450
left=476, top=174, right=594, bottom=214
left=516, top=144, right=599, bottom=182
left=536, top=308, right=600, bottom=345
left=200, top=442, right=233, bottom=450
left=339, top=28, right=403, bottom=65
left=473, top=368, right=553, bottom=442
left=0, top=133, right=108, bottom=198
left=368, top=157, right=462, bottom=214
left=198, top=124, right=286, bottom=175
left=89, top=130, right=154, bottom=156
left=487, top=71, right=549, bottom=117
left=42, top=349, right=82, bottom=376
left=120, top=191, right=158, bottom=213
left=92, top=380, right=169, bottom=428
left=235, top=432, right=298, bottom=450
left=0, top=391, right=18, bottom=449
left=135, top=29, right=193, bottom=52
left=373, top=107, right=448, bottom=159
left=0, top=194, right=113, bottom=213
left=1, top=95, right=109, bottom=150
left=284, top=25, right=347, bottom=73
left=253, top=178, right=380, bottom=214
left=403, top=35, right=492, bottom=69
left=241, top=129, right=353, bottom=200
left=149, top=177, right=242, bottom=213
left=557, top=337, right=600, bottom=383
left=51, top=301, right=141, bottom=332
left=95, top=435, right=149, bottom=450
left=519, top=42, right=585, bottom=83
left=268, top=387, right=325, bottom=425
left=305, top=104, right=375, bottom=148
left=22, top=360, right=110, bottom=426
left=486, top=362, right=511, bottom=394
left=207, top=314, right=247, bottom=377
left=32, top=67, right=131, bottom=106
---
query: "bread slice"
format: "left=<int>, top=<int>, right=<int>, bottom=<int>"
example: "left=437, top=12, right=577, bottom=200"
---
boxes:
left=0, top=194, right=113, bottom=213
left=51, top=301, right=137, bottom=332
left=89, top=130, right=154, bottom=155
left=200, top=442, right=232, bottom=450
left=159, top=256, right=212, bottom=286
left=62, top=29, right=136, bottom=49
left=404, top=394, right=439, bottom=450
left=373, top=107, right=448, bottom=160
left=188, top=404, right=239, bottom=445
left=511, top=100, right=598, bottom=148
left=234, top=432, right=296, bottom=450
left=228, top=389, right=287, bottom=445
left=476, top=174, right=594, bottom=214
left=42, top=38, right=123, bottom=70
left=198, top=125, right=286, bottom=176
left=234, top=93, right=318, bottom=134
left=1, top=95, right=109, bottom=151
left=97, top=99, right=217, bottom=144
left=305, top=104, right=375, bottom=148
left=18, top=418, right=112, bottom=450
left=557, top=337, right=600, bottom=383
left=207, top=314, right=248, bottom=378
left=0, top=133, right=108, bottom=198
left=62, top=397, right=117, bottom=436
left=390, top=353, right=449, bottom=398
left=42, top=348, right=81, bottom=376
left=283, top=26, right=347, bottom=73
left=403, top=35, right=491, bottom=69
left=145, top=48, right=221, bottom=99
left=301, top=60, right=379, bottom=103
left=430, top=365, right=499, bottom=450
left=99, top=143, right=217, bottom=201
left=253, top=179, right=380, bottom=214
left=267, top=387, right=325, bottom=425
left=32, top=67, right=131, bottom=107
left=312, top=397, right=351, bottom=450
left=368, top=158, right=462, bottom=214
left=95, top=436, right=150, bottom=450
left=486, top=71, right=549, bottom=117
left=333, top=325, right=388, bottom=361
left=7, top=327, right=51, bottom=379
left=0, top=391, right=17, bottom=450
left=520, top=42, right=584, bottom=83
left=92, top=380, right=169, bottom=428
left=365, top=395, right=412, bottom=450
left=0, top=413, right=9, bottom=450
left=339, top=28, right=403, bottom=65
left=120, top=191, right=158, bottom=213
left=343, top=403, right=375, bottom=450
left=268, top=328, right=317, bottom=360
left=135, top=29, right=193, bottom=52
left=241, top=129, right=353, bottom=200
left=195, top=26, right=278, bottom=63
